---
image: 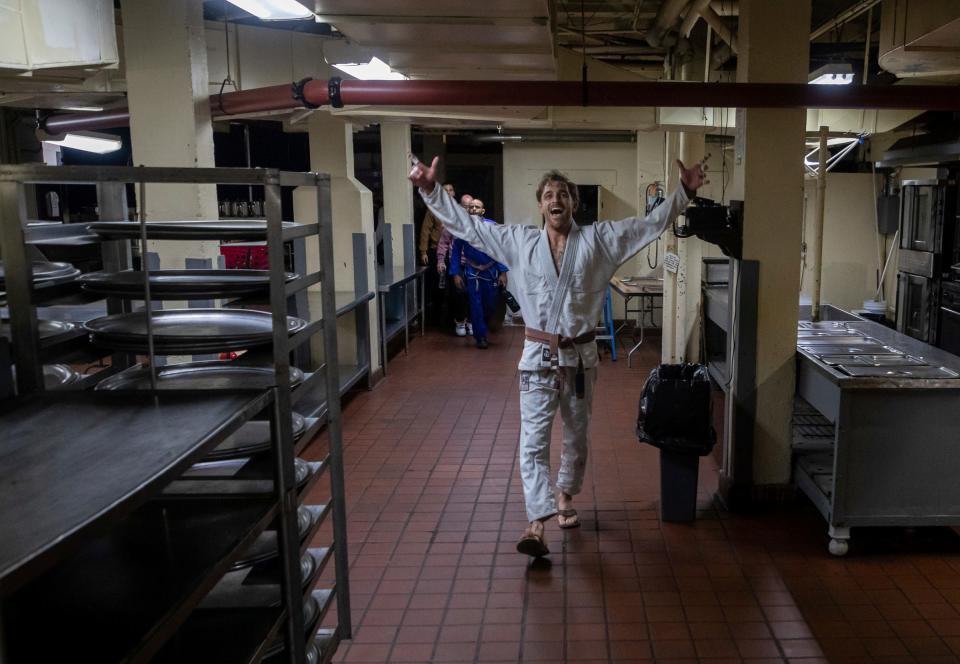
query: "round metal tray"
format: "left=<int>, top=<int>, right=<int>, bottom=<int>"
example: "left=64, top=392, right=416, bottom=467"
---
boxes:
left=232, top=504, right=313, bottom=570
left=207, top=413, right=307, bottom=460
left=262, top=595, right=322, bottom=659
left=78, top=269, right=298, bottom=299
left=94, top=361, right=304, bottom=391
left=43, top=364, right=81, bottom=390
left=83, top=309, right=308, bottom=353
left=86, top=220, right=294, bottom=240
left=0, top=260, right=79, bottom=285
left=1, top=319, right=77, bottom=341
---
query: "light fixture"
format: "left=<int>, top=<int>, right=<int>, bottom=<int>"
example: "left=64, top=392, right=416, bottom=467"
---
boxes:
left=808, top=63, right=854, bottom=85
left=61, top=105, right=105, bottom=112
left=44, top=131, right=122, bottom=154
left=223, top=0, right=313, bottom=20
left=332, top=57, right=407, bottom=81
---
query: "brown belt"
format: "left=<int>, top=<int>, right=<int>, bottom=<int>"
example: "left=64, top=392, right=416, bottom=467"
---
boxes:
left=524, top=327, right=596, bottom=351
left=524, top=327, right=595, bottom=399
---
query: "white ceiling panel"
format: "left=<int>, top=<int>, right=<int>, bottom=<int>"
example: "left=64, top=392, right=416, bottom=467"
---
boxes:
left=312, top=0, right=549, bottom=19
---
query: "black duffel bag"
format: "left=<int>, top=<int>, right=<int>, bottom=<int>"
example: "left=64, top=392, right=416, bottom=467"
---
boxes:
left=637, top=363, right=716, bottom=456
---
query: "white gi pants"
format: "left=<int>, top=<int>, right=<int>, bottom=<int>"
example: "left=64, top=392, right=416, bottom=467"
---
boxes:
left=518, top=366, right=597, bottom=522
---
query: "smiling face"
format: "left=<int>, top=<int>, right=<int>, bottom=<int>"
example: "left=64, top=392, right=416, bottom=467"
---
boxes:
left=537, top=180, right=576, bottom=232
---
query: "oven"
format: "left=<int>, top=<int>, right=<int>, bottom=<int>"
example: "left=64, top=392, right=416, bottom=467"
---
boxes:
left=897, top=272, right=937, bottom=343
left=939, top=281, right=960, bottom=356
left=900, top=180, right=953, bottom=253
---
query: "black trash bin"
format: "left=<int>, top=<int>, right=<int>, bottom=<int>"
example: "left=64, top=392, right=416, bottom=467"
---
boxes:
left=636, top=364, right=716, bottom=523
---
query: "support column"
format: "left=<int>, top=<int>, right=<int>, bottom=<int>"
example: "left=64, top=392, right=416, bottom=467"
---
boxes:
left=380, top=122, right=414, bottom=269
left=292, top=114, right=377, bottom=372
left=660, top=130, right=681, bottom=363
left=677, top=130, right=706, bottom=361
left=728, top=0, right=810, bottom=492
left=121, top=0, right=219, bottom=268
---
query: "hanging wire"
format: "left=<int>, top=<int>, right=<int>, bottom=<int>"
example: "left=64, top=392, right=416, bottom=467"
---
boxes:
left=217, top=0, right=239, bottom=111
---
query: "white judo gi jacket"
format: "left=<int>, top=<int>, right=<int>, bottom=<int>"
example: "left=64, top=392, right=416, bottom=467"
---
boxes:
left=420, top=184, right=691, bottom=369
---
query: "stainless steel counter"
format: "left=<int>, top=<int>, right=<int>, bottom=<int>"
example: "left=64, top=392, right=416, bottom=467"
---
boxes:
left=793, top=305, right=960, bottom=556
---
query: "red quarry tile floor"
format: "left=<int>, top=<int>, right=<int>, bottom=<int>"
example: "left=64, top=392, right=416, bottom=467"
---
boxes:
left=303, top=325, right=960, bottom=663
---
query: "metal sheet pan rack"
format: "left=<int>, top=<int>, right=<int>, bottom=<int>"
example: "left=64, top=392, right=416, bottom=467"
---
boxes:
left=0, top=165, right=351, bottom=664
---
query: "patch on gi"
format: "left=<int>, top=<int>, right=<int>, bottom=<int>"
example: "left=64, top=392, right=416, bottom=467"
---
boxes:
left=519, top=372, right=531, bottom=392
left=541, top=347, right=552, bottom=363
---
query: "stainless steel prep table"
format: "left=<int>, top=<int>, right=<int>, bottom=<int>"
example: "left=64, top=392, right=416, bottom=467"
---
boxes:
left=794, top=308, right=960, bottom=555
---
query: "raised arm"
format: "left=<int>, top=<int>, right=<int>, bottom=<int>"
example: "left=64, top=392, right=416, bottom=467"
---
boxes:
left=594, top=158, right=707, bottom=266
left=410, top=155, right=525, bottom=268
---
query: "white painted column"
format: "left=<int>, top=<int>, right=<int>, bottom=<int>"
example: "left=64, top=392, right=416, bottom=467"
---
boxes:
left=121, top=0, right=220, bottom=268
left=677, top=131, right=706, bottom=361
left=379, top=122, right=414, bottom=269
left=660, top=131, right=681, bottom=363
left=292, top=113, right=377, bottom=370
left=731, top=0, right=811, bottom=487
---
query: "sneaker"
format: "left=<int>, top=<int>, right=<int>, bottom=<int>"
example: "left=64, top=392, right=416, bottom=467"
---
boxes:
left=466, top=322, right=473, bottom=336
left=476, top=337, right=489, bottom=349
left=455, top=320, right=466, bottom=337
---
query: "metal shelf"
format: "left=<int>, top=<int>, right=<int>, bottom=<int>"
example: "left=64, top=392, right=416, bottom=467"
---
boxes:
left=0, top=165, right=351, bottom=664
left=0, top=390, right=271, bottom=595
left=2, top=496, right=279, bottom=664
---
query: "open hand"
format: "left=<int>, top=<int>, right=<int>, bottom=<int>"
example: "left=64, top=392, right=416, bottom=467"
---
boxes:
left=677, top=155, right=710, bottom=196
left=409, top=155, right=438, bottom=194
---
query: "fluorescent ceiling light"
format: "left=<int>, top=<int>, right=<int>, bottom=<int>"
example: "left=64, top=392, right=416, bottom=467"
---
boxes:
left=61, top=105, right=105, bottom=112
left=809, top=63, right=854, bottom=85
left=224, top=0, right=313, bottom=20
left=332, top=57, right=407, bottom=81
left=44, top=131, right=122, bottom=154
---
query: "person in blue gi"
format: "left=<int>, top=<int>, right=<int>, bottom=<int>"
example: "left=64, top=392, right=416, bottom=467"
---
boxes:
left=448, top=198, right=509, bottom=349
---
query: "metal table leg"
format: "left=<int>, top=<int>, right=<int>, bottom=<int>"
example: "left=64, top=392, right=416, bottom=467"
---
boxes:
left=420, top=273, right=426, bottom=337
left=403, top=283, right=409, bottom=355
left=627, top=294, right=646, bottom=368
left=379, top=293, right=388, bottom=376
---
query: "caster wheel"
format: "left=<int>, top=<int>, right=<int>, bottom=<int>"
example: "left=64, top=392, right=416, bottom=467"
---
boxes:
left=829, top=538, right=849, bottom=556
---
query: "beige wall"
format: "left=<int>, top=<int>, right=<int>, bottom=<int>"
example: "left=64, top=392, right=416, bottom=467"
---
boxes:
left=501, top=134, right=667, bottom=319
left=802, top=173, right=887, bottom=312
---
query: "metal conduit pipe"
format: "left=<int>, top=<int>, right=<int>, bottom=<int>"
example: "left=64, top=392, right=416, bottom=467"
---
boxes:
left=39, top=79, right=960, bottom=134
left=645, top=0, right=691, bottom=48
left=680, top=0, right=713, bottom=38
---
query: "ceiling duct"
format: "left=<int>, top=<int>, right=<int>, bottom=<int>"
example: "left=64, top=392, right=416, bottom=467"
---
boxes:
left=878, top=131, right=960, bottom=166
left=878, top=0, right=960, bottom=78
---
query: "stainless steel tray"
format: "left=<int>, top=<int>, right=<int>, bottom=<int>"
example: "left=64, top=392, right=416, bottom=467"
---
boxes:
left=232, top=504, right=313, bottom=569
left=817, top=355, right=927, bottom=367
left=1, top=319, right=77, bottom=341
left=207, top=412, right=306, bottom=460
left=83, top=309, right=308, bottom=353
left=78, top=269, right=297, bottom=299
left=86, top=220, right=294, bottom=240
left=0, top=260, right=79, bottom=285
left=835, top=365, right=960, bottom=379
left=795, top=336, right=875, bottom=345
left=799, top=344, right=901, bottom=355
left=94, top=360, right=304, bottom=391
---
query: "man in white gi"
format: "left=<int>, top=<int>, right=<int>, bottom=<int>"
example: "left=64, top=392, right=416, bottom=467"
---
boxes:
left=409, top=156, right=706, bottom=557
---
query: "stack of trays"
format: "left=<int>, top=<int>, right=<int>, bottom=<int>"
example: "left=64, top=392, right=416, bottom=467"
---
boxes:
left=78, top=269, right=296, bottom=300
left=96, top=360, right=308, bottom=459
left=82, top=309, right=307, bottom=353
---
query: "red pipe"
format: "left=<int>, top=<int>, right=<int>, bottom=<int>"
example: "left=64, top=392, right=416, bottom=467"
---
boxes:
left=40, top=79, right=960, bottom=134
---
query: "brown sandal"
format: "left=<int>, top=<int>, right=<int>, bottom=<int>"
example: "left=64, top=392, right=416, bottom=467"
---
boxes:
left=516, top=530, right=550, bottom=558
left=557, top=508, right=580, bottom=529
